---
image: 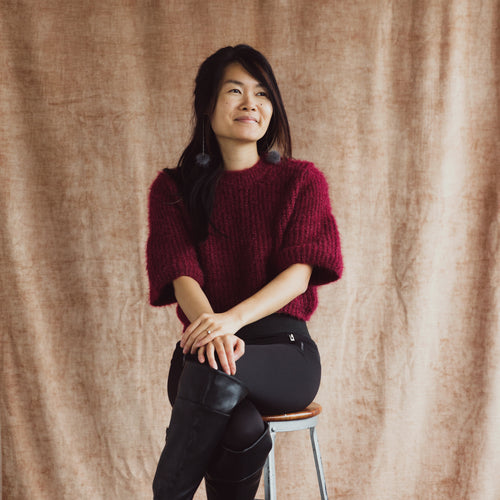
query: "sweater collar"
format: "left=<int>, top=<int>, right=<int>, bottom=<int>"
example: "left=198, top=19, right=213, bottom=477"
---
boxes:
left=219, top=157, right=270, bottom=187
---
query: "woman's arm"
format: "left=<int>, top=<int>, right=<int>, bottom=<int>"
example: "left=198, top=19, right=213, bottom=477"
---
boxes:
left=180, top=262, right=313, bottom=355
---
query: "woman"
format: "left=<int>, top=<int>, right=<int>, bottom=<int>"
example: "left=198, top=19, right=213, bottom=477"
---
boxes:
left=147, top=44, right=342, bottom=500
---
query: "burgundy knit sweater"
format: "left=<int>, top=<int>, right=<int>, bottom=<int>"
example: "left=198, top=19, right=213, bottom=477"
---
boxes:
left=146, top=157, right=343, bottom=329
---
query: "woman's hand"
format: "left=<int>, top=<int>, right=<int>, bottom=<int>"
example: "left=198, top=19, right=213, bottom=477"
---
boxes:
left=197, top=334, right=245, bottom=375
left=180, top=311, right=243, bottom=355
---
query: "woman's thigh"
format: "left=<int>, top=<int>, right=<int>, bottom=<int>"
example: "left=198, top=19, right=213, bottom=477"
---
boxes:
left=234, top=342, right=321, bottom=414
left=167, top=341, right=321, bottom=415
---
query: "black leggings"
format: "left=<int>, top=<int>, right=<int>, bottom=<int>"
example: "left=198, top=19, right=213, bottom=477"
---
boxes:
left=166, top=314, right=321, bottom=451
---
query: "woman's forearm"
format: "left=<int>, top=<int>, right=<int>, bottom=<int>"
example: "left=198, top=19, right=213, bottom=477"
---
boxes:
left=173, top=276, right=214, bottom=323
left=228, top=263, right=313, bottom=328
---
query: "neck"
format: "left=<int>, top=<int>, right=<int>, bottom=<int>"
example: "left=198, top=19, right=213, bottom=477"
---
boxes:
left=219, top=141, right=260, bottom=172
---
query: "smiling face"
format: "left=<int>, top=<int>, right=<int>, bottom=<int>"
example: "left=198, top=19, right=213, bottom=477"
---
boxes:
left=210, top=63, right=273, bottom=151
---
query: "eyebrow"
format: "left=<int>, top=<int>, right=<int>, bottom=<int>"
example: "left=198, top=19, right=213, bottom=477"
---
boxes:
left=223, top=79, right=265, bottom=88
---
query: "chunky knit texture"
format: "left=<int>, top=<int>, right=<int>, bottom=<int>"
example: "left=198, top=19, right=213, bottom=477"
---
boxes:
left=146, top=157, right=343, bottom=329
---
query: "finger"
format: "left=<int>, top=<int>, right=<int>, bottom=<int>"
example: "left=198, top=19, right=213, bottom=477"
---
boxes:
left=222, top=337, right=237, bottom=375
left=214, top=339, right=232, bottom=375
left=183, top=327, right=208, bottom=354
left=197, top=345, right=206, bottom=364
left=181, top=313, right=212, bottom=347
left=206, top=342, right=218, bottom=371
left=180, top=318, right=201, bottom=347
left=193, top=326, right=222, bottom=348
left=233, top=338, right=245, bottom=362
left=183, top=332, right=200, bottom=355
left=189, top=327, right=215, bottom=354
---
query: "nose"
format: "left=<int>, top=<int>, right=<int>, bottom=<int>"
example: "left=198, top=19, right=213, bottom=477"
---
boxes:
left=240, top=93, right=257, bottom=111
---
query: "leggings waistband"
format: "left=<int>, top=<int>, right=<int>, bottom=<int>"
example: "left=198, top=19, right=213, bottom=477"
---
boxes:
left=236, top=313, right=312, bottom=346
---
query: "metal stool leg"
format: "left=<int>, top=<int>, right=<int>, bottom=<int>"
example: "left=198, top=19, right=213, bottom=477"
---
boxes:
left=264, top=429, right=277, bottom=500
left=310, top=426, right=328, bottom=500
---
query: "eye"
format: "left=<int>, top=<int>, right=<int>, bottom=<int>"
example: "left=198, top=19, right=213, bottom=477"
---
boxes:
left=256, top=91, right=269, bottom=98
left=228, top=88, right=241, bottom=94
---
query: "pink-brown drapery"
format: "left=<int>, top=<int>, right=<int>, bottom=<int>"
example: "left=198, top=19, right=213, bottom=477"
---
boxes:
left=1, top=1, right=499, bottom=499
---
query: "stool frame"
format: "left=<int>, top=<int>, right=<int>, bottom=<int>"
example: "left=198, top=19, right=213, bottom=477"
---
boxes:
left=262, top=412, right=328, bottom=500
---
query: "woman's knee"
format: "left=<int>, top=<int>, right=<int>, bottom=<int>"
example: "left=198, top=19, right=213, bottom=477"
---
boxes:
left=221, top=399, right=265, bottom=450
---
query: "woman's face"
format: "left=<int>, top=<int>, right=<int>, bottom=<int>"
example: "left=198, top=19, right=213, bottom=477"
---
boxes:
left=210, top=63, right=273, bottom=150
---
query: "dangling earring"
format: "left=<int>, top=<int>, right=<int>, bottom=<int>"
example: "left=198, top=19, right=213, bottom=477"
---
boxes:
left=265, top=150, right=281, bottom=164
left=260, top=135, right=281, bottom=165
left=196, top=117, right=210, bottom=168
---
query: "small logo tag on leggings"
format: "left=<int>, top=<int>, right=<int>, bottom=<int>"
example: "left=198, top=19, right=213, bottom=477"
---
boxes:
left=289, top=334, right=295, bottom=341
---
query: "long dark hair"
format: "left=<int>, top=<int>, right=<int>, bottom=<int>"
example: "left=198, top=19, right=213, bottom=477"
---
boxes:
left=169, top=44, right=292, bottom=242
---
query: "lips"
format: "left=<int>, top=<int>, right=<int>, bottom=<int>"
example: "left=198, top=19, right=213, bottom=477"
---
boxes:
left=235, top=116, right=258, bottom=123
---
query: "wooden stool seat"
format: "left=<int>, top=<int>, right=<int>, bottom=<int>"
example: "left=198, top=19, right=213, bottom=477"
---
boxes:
left=259, top=401, right=328, bottom=499
left=262, top=402, right=322, bottom=422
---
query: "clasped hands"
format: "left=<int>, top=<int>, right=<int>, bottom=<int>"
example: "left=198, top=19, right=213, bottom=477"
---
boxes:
left=180, top=312, right=245, bottom=376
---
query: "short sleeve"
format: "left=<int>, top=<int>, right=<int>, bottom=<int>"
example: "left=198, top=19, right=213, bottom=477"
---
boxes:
left=146, top=171, right=204, bottom=306
left=275, top=164, right=343, bottom=286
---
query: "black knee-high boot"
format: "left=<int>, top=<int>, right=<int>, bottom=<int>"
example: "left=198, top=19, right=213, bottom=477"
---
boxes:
left=204, top=425, right=272, bottom=500
left=152, top=361, right=248, bottom=500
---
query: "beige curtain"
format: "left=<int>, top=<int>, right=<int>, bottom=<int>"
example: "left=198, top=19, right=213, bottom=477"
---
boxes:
left=1, top=1, right=499, bottom=499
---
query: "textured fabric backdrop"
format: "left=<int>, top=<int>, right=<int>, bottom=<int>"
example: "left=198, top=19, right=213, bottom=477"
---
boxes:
left=1, top=1, right=499, bottom=499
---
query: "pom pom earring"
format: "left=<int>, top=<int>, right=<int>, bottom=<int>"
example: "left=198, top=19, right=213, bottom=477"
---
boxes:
left=196, top=117, right=211, bottom=168
left=265, top=150, right=281, bottom=164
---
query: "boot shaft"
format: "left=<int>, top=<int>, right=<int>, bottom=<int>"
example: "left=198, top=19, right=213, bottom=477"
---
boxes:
left=153, top=361, right=249, bottom=500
